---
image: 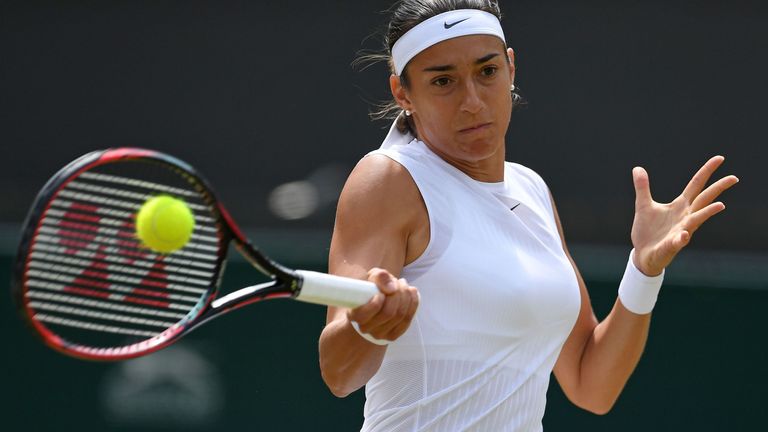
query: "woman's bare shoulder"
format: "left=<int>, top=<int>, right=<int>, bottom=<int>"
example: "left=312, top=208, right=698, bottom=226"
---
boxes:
left=342, top=154, right=421, bottom=206
left=335, top=153, right=426, bottom=239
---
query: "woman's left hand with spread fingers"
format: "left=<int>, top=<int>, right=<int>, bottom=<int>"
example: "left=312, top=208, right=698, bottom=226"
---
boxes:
left=630, top=155, right=739, bottom=276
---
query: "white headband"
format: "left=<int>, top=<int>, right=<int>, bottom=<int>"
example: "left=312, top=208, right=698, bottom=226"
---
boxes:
left=391, top=9, right=506, bottom=76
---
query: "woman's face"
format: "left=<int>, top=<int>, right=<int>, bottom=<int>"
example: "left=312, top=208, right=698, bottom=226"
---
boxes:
left=391, top=35, right=515, bottom=173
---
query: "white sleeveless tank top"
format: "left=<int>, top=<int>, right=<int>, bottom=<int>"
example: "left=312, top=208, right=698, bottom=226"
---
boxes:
left=360, top=137, right=581, bottom=431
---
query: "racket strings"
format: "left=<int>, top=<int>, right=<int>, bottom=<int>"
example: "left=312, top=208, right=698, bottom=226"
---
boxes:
left=46, top=195, right=219, bottom=251
left=29, top=249, right=212, bottom=287
left=36, top=224, right=219, bottom=264
left=23, top=162, right=224, bottom=348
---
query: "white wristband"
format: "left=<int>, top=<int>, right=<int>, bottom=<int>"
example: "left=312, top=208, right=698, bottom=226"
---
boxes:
left=350, top=320, right=391, bottom=346
left=618, top=249, right=665, bottom=315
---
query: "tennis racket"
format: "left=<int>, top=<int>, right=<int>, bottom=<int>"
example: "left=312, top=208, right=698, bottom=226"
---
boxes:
left=12, top=148, right=378, bottom=361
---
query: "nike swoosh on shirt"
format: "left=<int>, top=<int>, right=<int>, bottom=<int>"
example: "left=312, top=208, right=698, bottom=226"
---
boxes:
left=444, top=17, right=470, bottom=29
left=510, top=203, right=521, bottom=211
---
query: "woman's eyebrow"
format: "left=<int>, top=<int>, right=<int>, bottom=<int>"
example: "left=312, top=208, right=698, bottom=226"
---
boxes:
left=475, top=53, right=501, bottom=64
left=422, top=53, right=501, bottom=72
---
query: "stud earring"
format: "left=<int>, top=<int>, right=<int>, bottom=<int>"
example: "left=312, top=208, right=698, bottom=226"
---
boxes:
left=510, top=84, right=516, bottom=92
left=405, top=109, right=412, bottom=116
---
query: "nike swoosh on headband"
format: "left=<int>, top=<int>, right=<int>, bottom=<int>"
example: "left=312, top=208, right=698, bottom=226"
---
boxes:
left=444, top=17, right=470, bottom=29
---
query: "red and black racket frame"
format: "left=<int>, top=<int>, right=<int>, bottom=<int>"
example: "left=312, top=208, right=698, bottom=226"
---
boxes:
left=12, top=148, right=302, bottom=361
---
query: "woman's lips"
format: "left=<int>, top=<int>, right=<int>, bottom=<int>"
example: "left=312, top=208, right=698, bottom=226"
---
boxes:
left=459, top=122, right=492, bottom=133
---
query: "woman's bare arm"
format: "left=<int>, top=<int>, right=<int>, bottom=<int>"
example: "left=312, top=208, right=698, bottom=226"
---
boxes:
left=319, top=154, right=427, bottom=397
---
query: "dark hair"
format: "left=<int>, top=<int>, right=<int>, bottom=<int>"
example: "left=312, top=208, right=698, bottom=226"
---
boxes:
left=356, top=0, right=522, bottom=135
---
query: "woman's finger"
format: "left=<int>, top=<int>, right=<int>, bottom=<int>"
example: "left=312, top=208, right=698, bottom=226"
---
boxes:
left=681, top=155, right=724, bottom=203
left=386, top=287, right=420, bottom=340
left=368, top=267, right=398, bottom=295
left=373, top=283, right=413, bottom=336
left=690, top=175, right=739, bottom=212
left=672, top=230, right=691, bottom=250
left=367, top=287, right=408, bottom=334
left=686, top=201, right=727, bottom=233
left=633, top=167, right=653, bottom=209
left=348, top=293, right=386, bottom=328
left=394, top=279, right=411, bottom=317
left=652, top=230, right=690, bottom=270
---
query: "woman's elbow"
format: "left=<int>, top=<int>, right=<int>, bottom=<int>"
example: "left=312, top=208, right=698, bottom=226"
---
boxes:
left=327, top=384, right=353, bottom=398
left=321, top=369, right=355, bottom=398
left=572, top=394, right=617, bottom=416
left=582, top=402, right=613, bottom=416
left=320, top=356, right=363, bottom=398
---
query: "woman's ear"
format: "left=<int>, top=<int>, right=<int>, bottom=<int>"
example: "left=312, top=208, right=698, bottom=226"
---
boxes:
left=389, top=74, right=413, bottom=113
left=507, top=48, right=516, bottom=86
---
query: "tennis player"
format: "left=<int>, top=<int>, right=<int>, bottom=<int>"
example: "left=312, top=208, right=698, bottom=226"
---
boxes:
left=319, top=1, right=738, bottom=430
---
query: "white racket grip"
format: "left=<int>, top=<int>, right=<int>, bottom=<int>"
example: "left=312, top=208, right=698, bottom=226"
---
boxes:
left=295, top=270, right=379, bottom=309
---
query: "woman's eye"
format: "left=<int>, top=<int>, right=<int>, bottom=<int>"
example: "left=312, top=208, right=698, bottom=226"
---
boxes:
left=481, top=66, right=498, bottom=77
left=432, top=77, right=451, bottom=87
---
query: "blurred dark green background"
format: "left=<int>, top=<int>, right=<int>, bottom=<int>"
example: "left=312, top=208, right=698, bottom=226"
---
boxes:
left=1, top=0, right=766, bottom=251
left=2, top=0, right=767, bottom=430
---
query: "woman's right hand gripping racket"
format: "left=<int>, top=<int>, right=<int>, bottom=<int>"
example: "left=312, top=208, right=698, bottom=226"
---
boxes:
left=12, top=148, right=378, bottom=360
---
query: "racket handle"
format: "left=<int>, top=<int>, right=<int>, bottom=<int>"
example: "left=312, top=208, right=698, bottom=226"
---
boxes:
left=295, top=270, right=379, bottom=309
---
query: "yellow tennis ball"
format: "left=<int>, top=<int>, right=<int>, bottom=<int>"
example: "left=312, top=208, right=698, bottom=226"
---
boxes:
left=135, top=195, right=195, bottom=253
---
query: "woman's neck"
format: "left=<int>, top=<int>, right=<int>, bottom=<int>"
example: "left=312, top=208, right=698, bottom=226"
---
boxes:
left=420, top=139, right=506, bottom=182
